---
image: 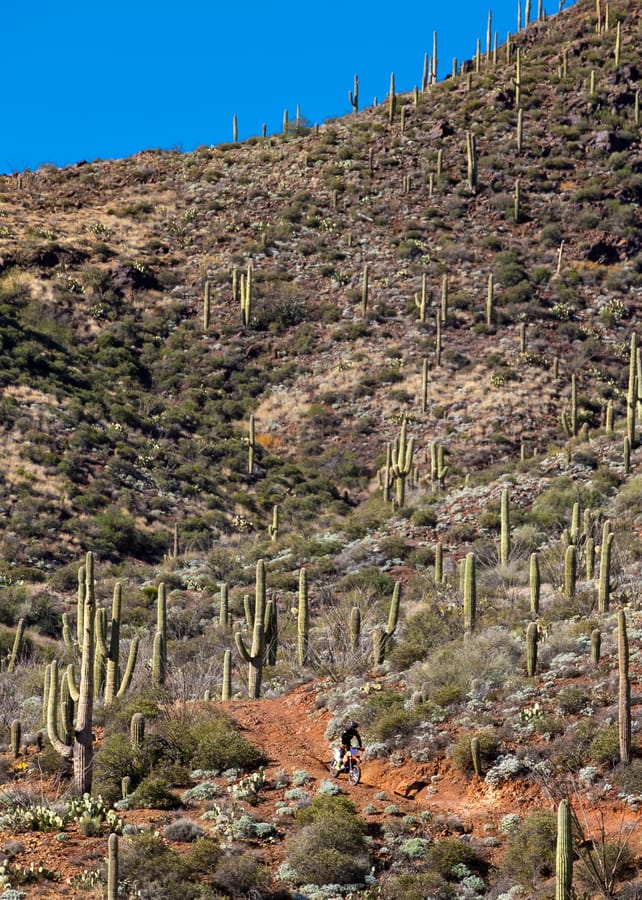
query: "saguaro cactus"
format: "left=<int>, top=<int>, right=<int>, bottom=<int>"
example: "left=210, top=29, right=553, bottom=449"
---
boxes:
left=221, top=648, right=232, bottom=701
left=435, top=541, right=444, bottom=584
left=618, top=610, right=631, bottom=764
left=103, top=584, right=139, bottom=705
left=130, top=713, right=145, bottom=750
left=348, top=74, right=359, bottom=112
left=10, top=720, right=21, bottom=758
left=247, top=413, right=256, bottom=476
left=564, top=545, right=577, bottom=599
left=268, top=505, right=279, bottom=541
left=626, top=333, right=638, bottom=449
left=390, top=419, right=415, bottom=507
left=235, top=560, right=267, bottom=699
left=526, top=622, right=538, bottom=677
left=372, top=582, right=401, bottom=664
left=349, top=607, right=361, bottom=651
left=107, top=833, right=119, bottom=900
left=203, top=280, right=211, bottom=331
left=47, top=551, right=96, bottom=794
left=500, top=489, right=511, bottom=567
left=597, top=520, right=613, bottom=613
left=219, top=582, right=230, bottom=629
left=471, top=736, right=482, bottom=776
left=555, top=799, right=573, bottom=900
left=466, top=131, right=477, bottom=193
left=7, top=618, right=25, bottom=674
left=591, top=628, right=601, bottom=666
left=463, top=553, right=476, bottom=632
left=297, top=568, right=309, bottom=666
left=529, top=552, right=540, bottom=614
left=153, top=583, right=167, bottom=685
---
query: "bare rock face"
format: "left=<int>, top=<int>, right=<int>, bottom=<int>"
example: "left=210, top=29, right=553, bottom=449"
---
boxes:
left=589, top=130, right=630, bottom=152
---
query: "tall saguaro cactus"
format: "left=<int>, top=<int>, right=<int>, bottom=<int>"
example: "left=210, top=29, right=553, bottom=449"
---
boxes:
left=598, top=520, right=613, bottom=613
left=235, top=560, right=267, bottom=699
left=390, top=419, right=415, bottom=507
left=618, top=609, right=631, bottom=764
left=103, top=583, right=139, bottom=705
left=500, top=489, right=511, bottom=567
left=47, top=551, right=96, bottom=794
left=526, top=622, right=538, bottom=677
left=297, top=568, right=309, bottom=666
left=529, top=552, right=540, bottom=614
left=463, top=553, right=476, bottom=632
left=107, top=833, right=119, bottom=900
left=555, top=799, right=573, bottom=900
left=153, top=583, right=167, bottom=685
left=372, top=582, right=401, bottom=664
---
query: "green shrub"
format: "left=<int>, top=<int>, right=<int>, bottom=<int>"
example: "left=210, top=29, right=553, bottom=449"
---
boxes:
left=588, top=725, right=621, bottom=766
left=451, top=731, right=498, bottom=774
left=212, top=851, right=270, bottom=894
left=427, top=838, right=485, bottom=879
left=501, top=809, right=557, bottom=887
left=130, top=774, right=181, bottom=810
left=184, top=711, right=264, bottom=771
left=287, top=794, right=370, bottom=886
left=380, top=872, right=446, bottom=899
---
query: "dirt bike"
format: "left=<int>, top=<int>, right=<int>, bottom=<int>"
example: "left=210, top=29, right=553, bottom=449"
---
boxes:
left=330, top=746, right=362, bottom=785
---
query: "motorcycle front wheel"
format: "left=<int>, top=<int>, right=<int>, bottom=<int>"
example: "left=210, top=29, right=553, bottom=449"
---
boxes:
left=349, top=763, right=361, bottom=785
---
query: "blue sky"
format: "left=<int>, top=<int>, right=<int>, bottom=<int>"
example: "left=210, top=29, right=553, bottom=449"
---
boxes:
left=3, top=0, right=577, bottom=174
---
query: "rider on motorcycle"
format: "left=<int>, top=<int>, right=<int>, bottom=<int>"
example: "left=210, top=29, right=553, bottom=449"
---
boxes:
left=340, top=720, right=363, bottom=770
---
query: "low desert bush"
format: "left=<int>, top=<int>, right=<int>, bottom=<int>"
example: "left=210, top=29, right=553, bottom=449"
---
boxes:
left=451, top=730, right=498, bottom=774
left=427, top=837, right=485, bottom=878
left=500, top=809, right=557, bottom=887
left=285, top=794, right=370, bottom=886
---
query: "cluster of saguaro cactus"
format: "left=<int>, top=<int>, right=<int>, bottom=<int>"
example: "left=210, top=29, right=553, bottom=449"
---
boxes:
left=429, top=441, right=447, bottom=490
left=63, top=575, right=138, bottom=705
left=372, top=582, right=401, bottom=664
left=239, top=263, right=253, bottom=328
left=235, top=560, right=268, bottom=699
left=388, top=419, right=415, bottom=507
left=47, top=552, right=97, bottom=794
left=100, top=584, right=139, bottom=705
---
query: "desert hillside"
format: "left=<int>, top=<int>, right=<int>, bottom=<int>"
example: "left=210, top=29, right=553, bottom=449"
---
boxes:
left=0, top=0, right=639, bottom=898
